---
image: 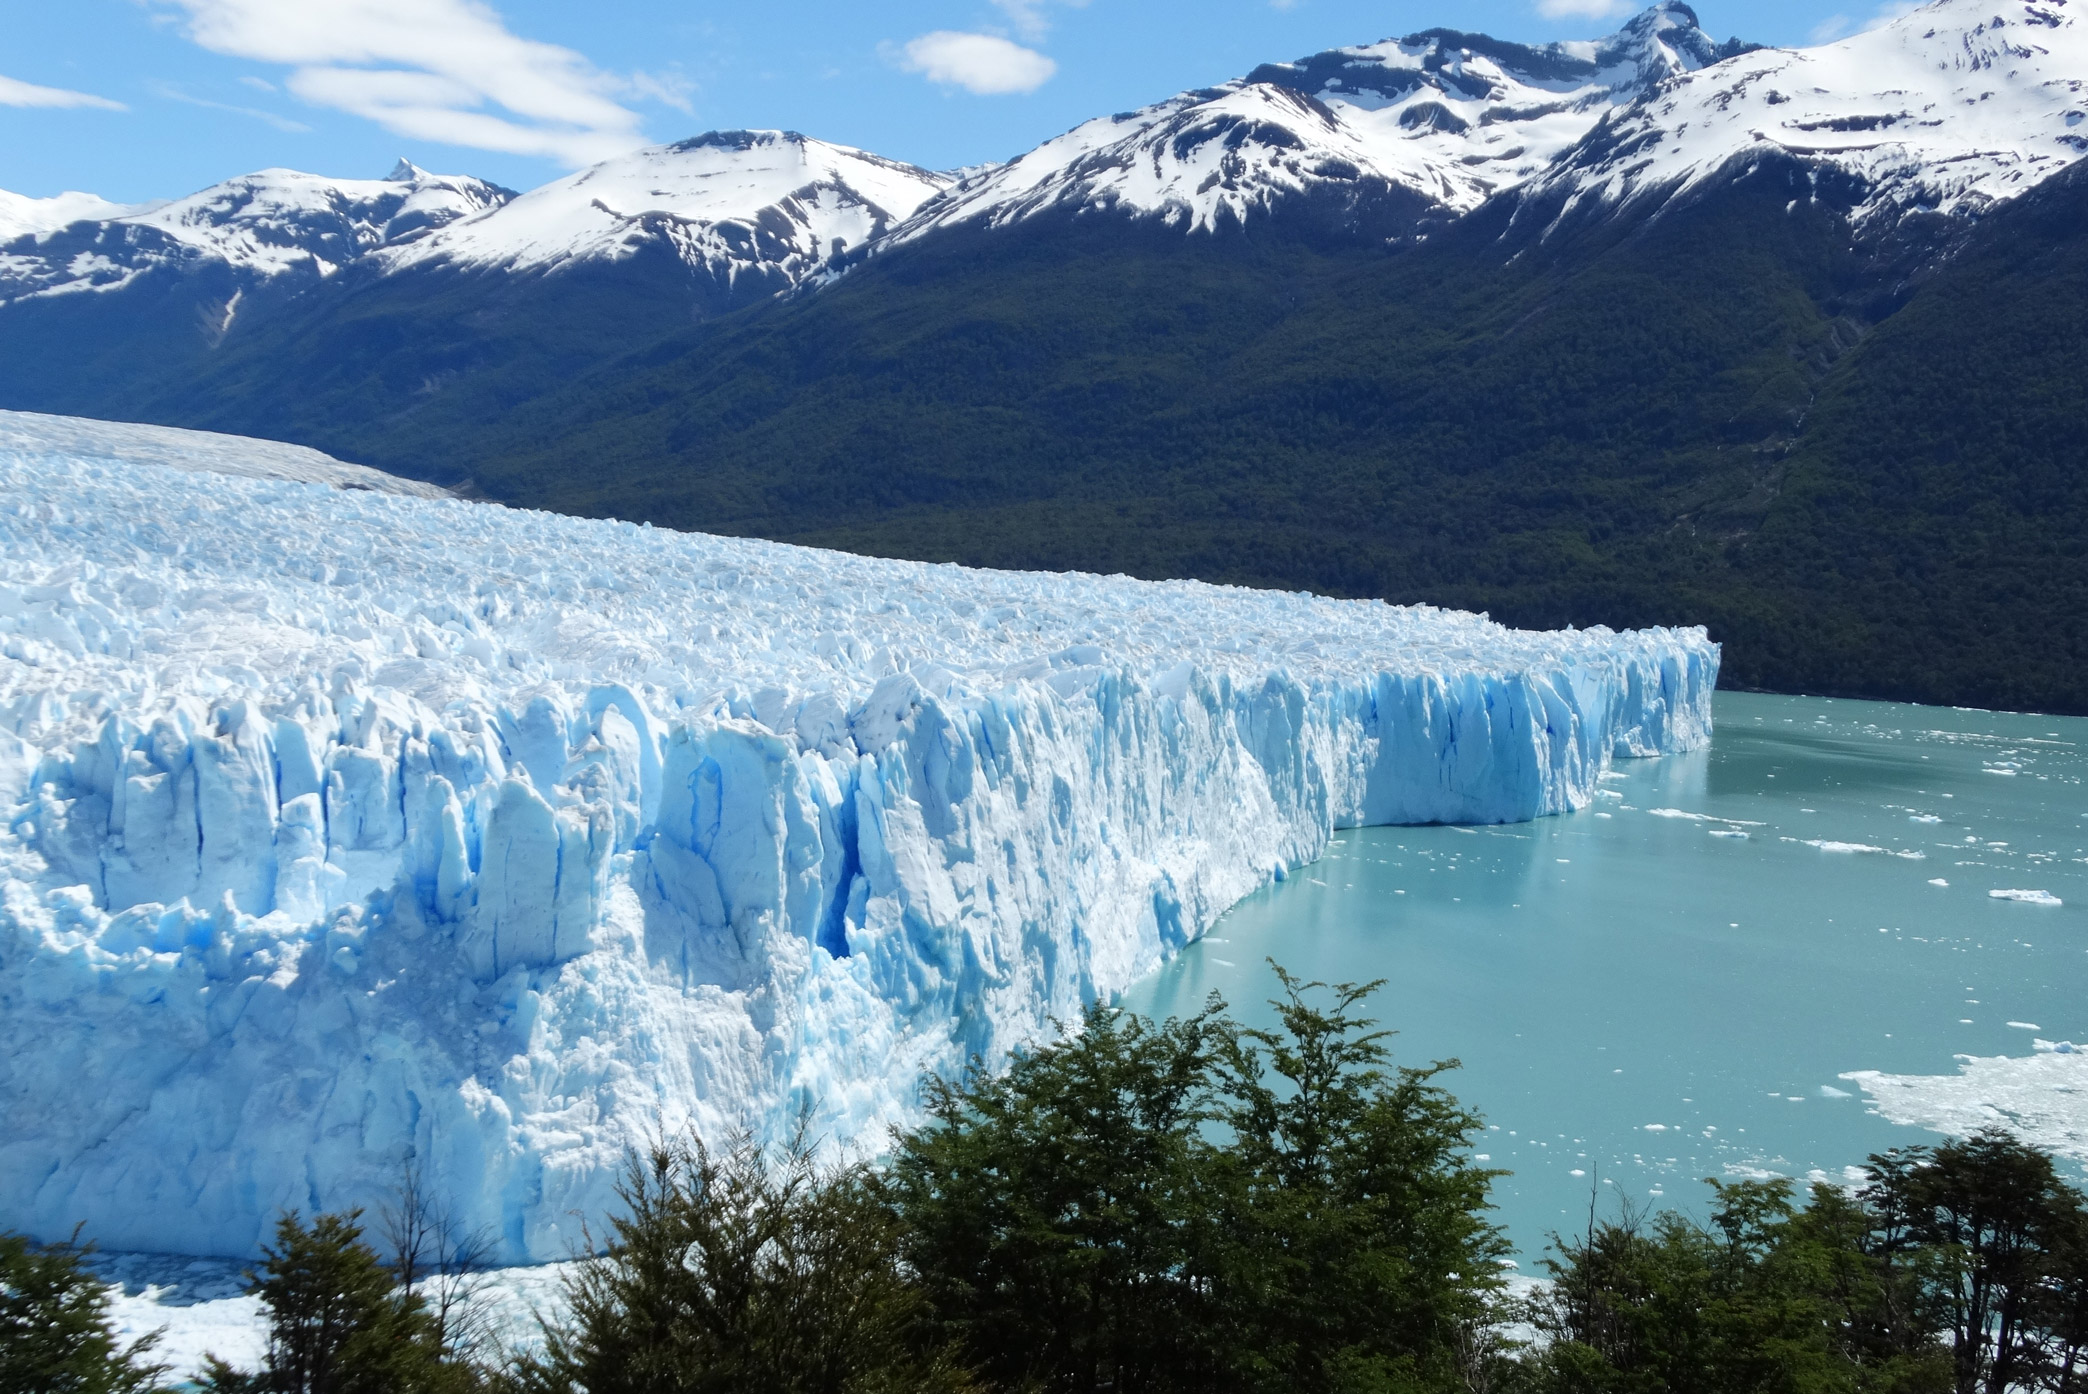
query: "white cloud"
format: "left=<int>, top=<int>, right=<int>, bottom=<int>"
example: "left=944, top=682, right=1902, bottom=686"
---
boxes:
left=153, top=0, right=659, bottom=166
left=990, top=0, right=1090, bottom=43
left=0, top=74, right=127, bottom=111
left=627, top=70, right=695, bottom=117
left=149, top=80, right=311, bottom=131
left=894, top=32, right=1056, bottom=95
left=1810, top=14, right=1854, bottom=41
left=1534, top=0, right=1629, bottom=18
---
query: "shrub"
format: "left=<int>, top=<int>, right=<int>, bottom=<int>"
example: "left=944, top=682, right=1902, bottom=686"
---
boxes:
left=0, top=1230, right=172, bottom=1394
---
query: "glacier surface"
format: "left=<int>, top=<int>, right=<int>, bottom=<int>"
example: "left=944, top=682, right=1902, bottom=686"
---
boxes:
left=0, top=419, right=1717, bottom=1263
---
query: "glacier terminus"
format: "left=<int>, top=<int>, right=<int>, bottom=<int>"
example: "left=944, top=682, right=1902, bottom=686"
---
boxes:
left=0, top=417, right=1716, bottom=1263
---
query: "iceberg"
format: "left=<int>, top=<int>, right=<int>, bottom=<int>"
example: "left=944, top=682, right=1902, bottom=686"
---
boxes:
left=0, top=419, right=1718, bottom=1262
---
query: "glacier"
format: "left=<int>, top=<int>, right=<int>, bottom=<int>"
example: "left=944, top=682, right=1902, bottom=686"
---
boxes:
left=0, top=418, right=1717, bottom=1263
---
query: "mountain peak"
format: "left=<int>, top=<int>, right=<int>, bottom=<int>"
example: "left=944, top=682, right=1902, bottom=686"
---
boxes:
left=374, top=130, right=952, bottom=280
left=1593, top=2, right=1759, bottom=82
left=1532, top=0, right=2088, bottom=225
left=667, top=129, right=809, bottom=155
left=386, top=158, right=430, bottom=183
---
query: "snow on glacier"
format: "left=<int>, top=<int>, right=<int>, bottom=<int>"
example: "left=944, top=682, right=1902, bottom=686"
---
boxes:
left=0, top=421, right=1716, bottom=1263
left=0, top=410, right=454, bottom=499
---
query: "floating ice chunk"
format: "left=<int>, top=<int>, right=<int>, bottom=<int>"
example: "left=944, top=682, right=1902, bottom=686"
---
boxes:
left=1707, top=828, right=1748, bottom=839
left=1990, top=889, right=2063, bottom=906
left=1819, top=1084, right=1852, bottom=1099
left=1844, top=1047, right=2088, bottom=1160
left=1929, top=878, right=1949, bottom=887
left=2008, top=1022, right=2042, bottom=1031
left=1648, top=807, right=1764, bottom=826
left=1725, top=1164, right=1786, bottom=1182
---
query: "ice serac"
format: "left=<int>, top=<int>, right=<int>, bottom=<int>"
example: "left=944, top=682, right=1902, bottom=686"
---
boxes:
left=0, top=416, right=1718, bottom=1263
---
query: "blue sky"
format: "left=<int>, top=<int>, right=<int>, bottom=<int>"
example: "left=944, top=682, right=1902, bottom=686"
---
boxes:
left=4, top=0, right=1886, bottom=203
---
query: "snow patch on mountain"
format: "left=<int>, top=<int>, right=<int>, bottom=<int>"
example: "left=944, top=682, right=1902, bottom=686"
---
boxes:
left=891, top=2, right=1749, bottom=240
left=0, top=162, right=511, bottom=303
left=0, top=419, right=1715, bottom=1263
left=0, top=189, right=146, bottom=244
left=376, top=132, right=952, bottom=283
left=1535, top=0, right=2088, bottom=225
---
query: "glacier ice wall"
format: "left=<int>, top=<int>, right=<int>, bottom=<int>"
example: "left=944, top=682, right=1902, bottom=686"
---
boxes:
left=0, top=433, right=1717, bottom=1262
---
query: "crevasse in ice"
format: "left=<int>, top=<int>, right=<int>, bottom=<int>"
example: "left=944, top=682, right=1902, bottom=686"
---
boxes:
left=0, top=427, right=1717, bottom=1262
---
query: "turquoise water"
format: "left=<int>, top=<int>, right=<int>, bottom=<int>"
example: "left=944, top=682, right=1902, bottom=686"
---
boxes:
left=1121, top=692, right=2088, bottom=1261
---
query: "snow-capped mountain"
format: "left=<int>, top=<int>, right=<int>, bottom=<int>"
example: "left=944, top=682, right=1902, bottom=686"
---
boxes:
left=0, top=162, right=511, bottom=304
left=376, top=131, right=952, bottom=284
left=0, top=133, right=950, bottom=341
left=1529, top=0, right=2088, bottom=226
left=9, top=0, right=2088, bottom=309
left=889, top=2, right=1753, bottom=242
left=8, top=0, right=2088, bottom=517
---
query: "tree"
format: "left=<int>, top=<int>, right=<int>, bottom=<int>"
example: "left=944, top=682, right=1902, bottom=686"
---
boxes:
left=1867, top=1131, right=2088, bottom=1394
left=200, top=1210, right=461, bottom=1394
left=888, top=970, right=1510, bottom=1393
left=0, top=1230, right=173, bottom=1394
left=890, top=1001, right=1226, bottom=1392
left=516, top=1128, right=974, bottom=1394
left=380, top=1157, right=498, bottom=1370
left=1525, top=1180, right=1871, bottom=1394
left=1206, top=967, right=1510, bottom=1394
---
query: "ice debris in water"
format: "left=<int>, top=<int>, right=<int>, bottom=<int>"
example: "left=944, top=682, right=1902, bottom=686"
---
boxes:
left=1846, top=1040, right=2088, bottom=1161
left=1990, top=889, right=2063, bottom=906
left=0, top=420, right=1717, bottom=1262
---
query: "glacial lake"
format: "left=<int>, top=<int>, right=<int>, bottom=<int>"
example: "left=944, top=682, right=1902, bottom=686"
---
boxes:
left=1120, top=691, right=2088, bottom=1263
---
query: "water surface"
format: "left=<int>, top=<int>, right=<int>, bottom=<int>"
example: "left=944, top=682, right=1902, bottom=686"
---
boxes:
left=1121, top=692, right=2088, bottom=1260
